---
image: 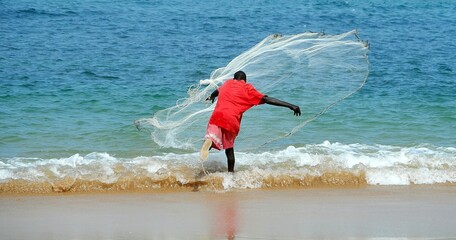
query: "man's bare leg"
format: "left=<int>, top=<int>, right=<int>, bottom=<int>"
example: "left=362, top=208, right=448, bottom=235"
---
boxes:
left=200, top=138, right=212, bottom=161
left=225, top=148, right=235, bottom=172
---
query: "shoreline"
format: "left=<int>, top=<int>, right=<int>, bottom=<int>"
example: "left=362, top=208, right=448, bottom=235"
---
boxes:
left=1, top=185, right=456, bottom=239
left=0, top=170, right=370, bottom=195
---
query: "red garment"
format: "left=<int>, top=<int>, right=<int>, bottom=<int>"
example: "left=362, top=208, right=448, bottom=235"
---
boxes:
left=208, top=79, right=265, bottom=135
left=205, top=124, right=236, bottom=150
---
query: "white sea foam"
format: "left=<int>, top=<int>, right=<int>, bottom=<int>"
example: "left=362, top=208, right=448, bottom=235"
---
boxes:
left=1, top=142, right=455, bottom=188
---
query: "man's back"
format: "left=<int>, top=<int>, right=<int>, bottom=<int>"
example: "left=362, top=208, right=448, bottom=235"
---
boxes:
left=209, top=79, right=264, bottom=134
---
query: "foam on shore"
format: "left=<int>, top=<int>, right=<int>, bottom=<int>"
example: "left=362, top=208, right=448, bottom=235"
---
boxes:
left=1, top=141, right=455, bottom=194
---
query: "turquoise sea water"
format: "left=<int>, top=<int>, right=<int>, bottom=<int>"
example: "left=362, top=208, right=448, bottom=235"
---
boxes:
left=1, top=0, right=455, bottom=191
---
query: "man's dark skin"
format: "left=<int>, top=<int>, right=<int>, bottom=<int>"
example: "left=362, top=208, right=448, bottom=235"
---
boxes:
left=206, top=72, right=301, bottom=172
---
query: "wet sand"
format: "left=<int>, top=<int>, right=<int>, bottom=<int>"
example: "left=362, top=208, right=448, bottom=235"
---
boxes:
left=1, top=186, right=455, bottom=239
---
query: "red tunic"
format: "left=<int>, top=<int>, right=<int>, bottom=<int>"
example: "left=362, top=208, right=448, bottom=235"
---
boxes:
left=208, top=79, right=265, bottom=135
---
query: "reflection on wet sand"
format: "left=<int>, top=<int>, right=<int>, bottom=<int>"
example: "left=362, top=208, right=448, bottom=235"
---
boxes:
left=213, top=195, right=238, bottom=240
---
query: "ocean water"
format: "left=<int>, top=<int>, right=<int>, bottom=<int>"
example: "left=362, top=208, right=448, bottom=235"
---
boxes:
left=1, top=0, right=455, bottom=193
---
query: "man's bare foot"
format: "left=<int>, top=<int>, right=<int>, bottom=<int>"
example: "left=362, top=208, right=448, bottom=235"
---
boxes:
left=200, top=139, right=212, bottom=161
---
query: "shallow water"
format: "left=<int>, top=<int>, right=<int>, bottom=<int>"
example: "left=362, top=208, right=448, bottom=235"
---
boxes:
left=1, top=0, right=455, bottom=192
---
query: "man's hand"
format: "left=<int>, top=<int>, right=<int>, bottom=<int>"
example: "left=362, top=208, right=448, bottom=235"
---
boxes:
left=206, top=95, right=216, bottom=103
left=206, top=90, right=219, bottom=103
left=291, top=105, right=301, bottom=116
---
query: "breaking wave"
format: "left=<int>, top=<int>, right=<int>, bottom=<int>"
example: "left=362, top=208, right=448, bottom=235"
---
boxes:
left=1, top=142, right=455, bottom=194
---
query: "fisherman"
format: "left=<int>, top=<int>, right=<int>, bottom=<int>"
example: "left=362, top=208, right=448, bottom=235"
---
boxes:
left=201, top=71, right=301, bottom=172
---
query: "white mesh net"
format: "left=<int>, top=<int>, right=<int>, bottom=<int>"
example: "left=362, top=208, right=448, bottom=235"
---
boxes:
left=135, top=30, right=369, bottom=151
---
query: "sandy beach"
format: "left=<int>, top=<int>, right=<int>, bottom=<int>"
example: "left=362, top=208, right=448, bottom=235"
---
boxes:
left=1, top=186, right=455, bottom=239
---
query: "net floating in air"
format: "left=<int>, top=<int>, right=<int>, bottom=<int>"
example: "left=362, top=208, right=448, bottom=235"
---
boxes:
left=135, top=30, right=370, bottom=151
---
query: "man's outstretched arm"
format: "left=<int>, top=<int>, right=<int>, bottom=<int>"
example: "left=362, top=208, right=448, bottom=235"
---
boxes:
left=206, top=89, right=219, bottom=103
left=262, top=96, right=301, bottom=116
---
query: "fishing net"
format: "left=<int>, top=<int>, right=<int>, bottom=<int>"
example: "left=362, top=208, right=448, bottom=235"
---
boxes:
left=135, top=30, right=369, bottom=151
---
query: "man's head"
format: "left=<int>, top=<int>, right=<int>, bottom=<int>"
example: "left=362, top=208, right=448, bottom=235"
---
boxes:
left=234, top=71, right=247, bottom=82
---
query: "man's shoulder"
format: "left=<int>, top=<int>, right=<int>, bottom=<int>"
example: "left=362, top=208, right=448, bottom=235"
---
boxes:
left=245, top=82, right=261, bottom=92
left=245, top=82, right=254, bottom=87
left=220, top=79, right=235, bottom=88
